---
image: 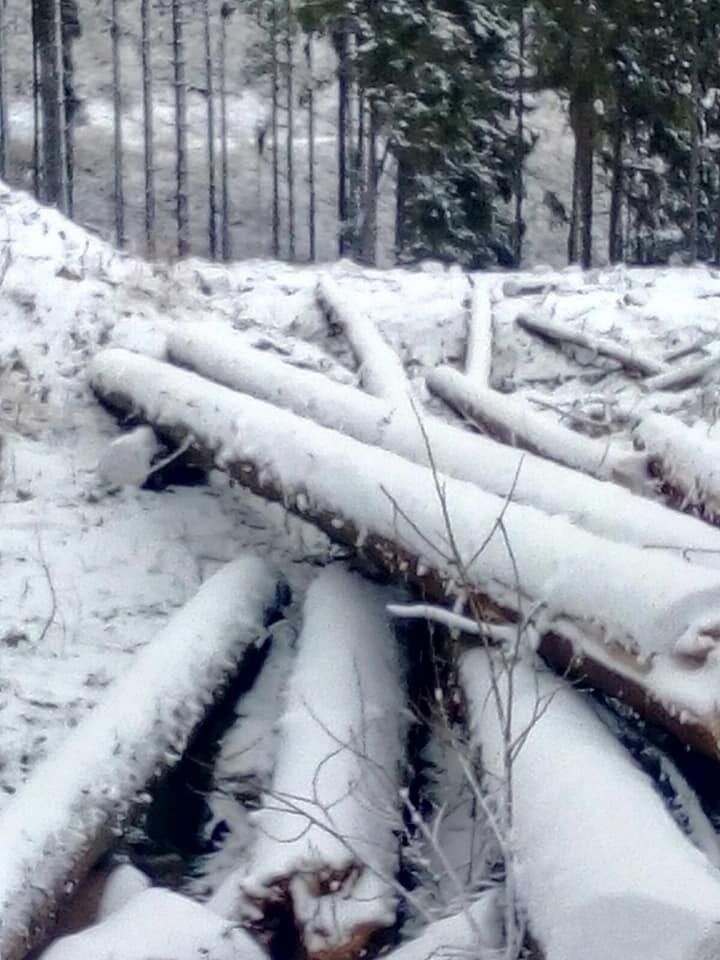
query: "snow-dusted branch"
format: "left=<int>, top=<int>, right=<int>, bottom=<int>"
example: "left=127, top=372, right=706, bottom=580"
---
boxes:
left=643, top=351, right=720, bottom=393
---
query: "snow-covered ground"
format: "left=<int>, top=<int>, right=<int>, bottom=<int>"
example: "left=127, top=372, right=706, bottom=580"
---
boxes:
left=6, top=177, right=720, bottom=957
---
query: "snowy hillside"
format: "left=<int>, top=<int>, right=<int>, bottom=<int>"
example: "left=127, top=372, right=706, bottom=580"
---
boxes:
left=6, top=179, right=720, bottom=959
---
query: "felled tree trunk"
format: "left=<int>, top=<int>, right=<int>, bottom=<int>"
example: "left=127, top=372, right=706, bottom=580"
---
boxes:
left=0, top=557, right=285, bottom=960
left=212, top=567, right=406, bottom=960
left=461, top=652, right=720, bottom=960
left=166, top=323, right=720, bottom=557
left=90, top=348, right=720, bottom=762
left=634, top=413, right=720, bottom=522
left=427, top=364, right=646, bottom=488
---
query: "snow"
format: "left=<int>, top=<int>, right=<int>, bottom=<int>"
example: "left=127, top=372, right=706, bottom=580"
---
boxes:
left=461, top=651, right=720, bottom=960
left=96, top=425, right=161, bottom=487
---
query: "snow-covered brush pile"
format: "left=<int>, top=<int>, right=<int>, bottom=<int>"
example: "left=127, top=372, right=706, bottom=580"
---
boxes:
left=8, top=178, right=720, bottom=959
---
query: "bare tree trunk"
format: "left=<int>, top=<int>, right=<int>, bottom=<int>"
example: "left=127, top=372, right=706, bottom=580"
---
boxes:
left=0, top=0, right=7, bottom=180
left=54, top=0, right=69, bottom=213
left=219, top=2, right=231, bottom=261
left=172, top=0, right=190, bottom=258
left=204, top=0, right=217, bottom=259
left=688, top=63, right=700, bottom=263
left=359, top=103, right=378, bottom=265
left=305, top=36, right=316, bottom=262
left=111, top=0, right=125, bottom=245
left=513, top=3, right=526, bottom=267
left=32, top=1, right=40, bottom=197
left=608, top=121, right=624, bottom=264
left=33, top=0, right=63, bottom=205
left=569, top=90, right=594, bottom=269
left=335, top=27, right=349, bottom=256
left=284, top=0, right=295, bottom=260
left=140, top=0, right=156, bottom=258
left=270, top=0, right=280, bottom=258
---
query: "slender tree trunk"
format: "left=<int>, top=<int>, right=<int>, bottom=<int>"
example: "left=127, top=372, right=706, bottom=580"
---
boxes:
left=32, top=1, right=40, bottom=197
left=33, top=0, right=63, bottom=205
left=335, top=28, right=349, bottom=256
left=140, top=0, right=156, bottom=258
left=172, top=0, right=190, bottom=258
left=395, top=153, right=409, bottom=259
left=110, top=0, right=125, bottom=245
left=204, top=0, right=217, bottom=259
left=569, top=90, right=594, bottom=269
left=608, top=121, right=624, bottom=264
left=305, top=36, right=316, bottom=262
left=513, top=4, right=526, bottom=267
left=0, top=0, right=7, bottom=180
left=284, top=0, right=295, bottom=260
left=219, top=3, right=230, bottom=261
left=269, top=0, right=280, bottom=257
left=60, top=0, right=80, bottom=217
left=688, top=63, right=700, bottom=263
left=54, top=0, right=69, bottom=213
left=359, top=103, right=378, bottom=265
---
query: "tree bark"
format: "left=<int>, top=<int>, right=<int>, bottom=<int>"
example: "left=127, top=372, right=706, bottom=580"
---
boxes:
left=90, top=348, right=720, bottom=765
left=204, top=0, right=217, bottom=259
left=0, top=557, right=285, bottom=960
left=270, top=0, right=280, bottom=258
left=33, top=0, right=63, bottom=205
left=359, top=102, right=379, bottom=266
left=219, top=2, right=231, bottom=261
left=608, top=121, right=624, bottom=264
left=688, top=61, right=700, bottom=263
left=172, top=0, right=189, bottom=258
left=0, top=0, right=7, bottom=180
left=284, top=0, right=295, bottom=260
left=334, top=27, right=349, bottom=256
left=140, top=0, right=156, bottom=258
left=569, top=90, right=595, bottom=269
left=111, top=0, right=125, bottom=247
left=305, top=36, right=316, bottom=261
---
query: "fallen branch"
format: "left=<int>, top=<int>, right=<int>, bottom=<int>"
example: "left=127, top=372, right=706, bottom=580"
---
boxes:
left=0, top=556, right=285, bottom=960
left=516, top=310, right=664, bottom=376
left=464, top=282, right=494, bottom=384
left=166, top=324, right=720, bottom=558
left=634, top=413, right=720, bottom=522
left=427, top=365, right=646, bottom=487
left=316, top=274, right=411, bottom=406
left=461, top=652, right=720, bottom=960
left=90, top=348, right=720, bottom=760
left=212, top=567, right=406, bottom=960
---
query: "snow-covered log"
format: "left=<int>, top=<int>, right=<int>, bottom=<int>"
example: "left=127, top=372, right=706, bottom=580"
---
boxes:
left=643, top=352, right=720, bottom=392
left=464, top=283, right=493, bottom=383
left=38, top=889, right=267, bottom=960
left=461, top=652, right=720, bottom=960
left=516, top=310, right=664, bottom=376
left=316, top=275, right=411, bottom=406
left=382, top=892, right=502, bottom=960
left=211, top=566, right=406, bottom=960
left=0, top=556, right=285, bottom=960
left=634, top=413, right=720, bottom=522
left=90, top=349, right=720, bottom=760
left=427, top=365, right=645, bottom=487
left=166, top=323, right=720, bottom=558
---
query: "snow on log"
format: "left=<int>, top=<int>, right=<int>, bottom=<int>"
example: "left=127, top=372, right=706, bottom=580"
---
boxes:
left=643, top=352, right=720, bottom=393
left=90, top=349, right=720, bottom=759
left=634, top=413, right=720, bottom=522
left=516, top=310, right=664, bottom=376
left=0, top=556, right=285, bottom=960
left=38, top=889, right=267, bottom=960
left=382, top=893, right=502, bottom=960
left=316, top=274, right=411, bottom=406
left=461, top=652, right=720, bottom=960
left=464, top=283, right=493, bottom=384
left=427, top=365, right=645, bottom=487
left=166, top=323, right=720, bottom=559
left=211, top=566, right=406, bottom=960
